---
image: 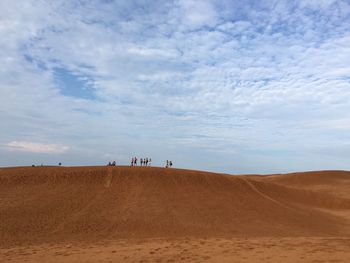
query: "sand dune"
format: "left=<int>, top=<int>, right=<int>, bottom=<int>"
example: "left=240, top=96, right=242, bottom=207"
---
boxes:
left=1, top=167, right=349, bottom=244
left=1, top=166, right=350, bottom=262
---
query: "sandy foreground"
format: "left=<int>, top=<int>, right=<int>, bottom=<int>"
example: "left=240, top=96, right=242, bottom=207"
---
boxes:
left=1, top=166, right=350, bottom=262
left=1, top=237, right=350, bottom=263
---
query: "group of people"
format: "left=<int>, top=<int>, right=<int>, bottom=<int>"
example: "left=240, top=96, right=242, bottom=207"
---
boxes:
left=31, top=163, right=62, bottom=167
left=107, top=157, right=174, bottom=168
left=165, top=160, right=173, bottom=168
left=131, top=157, right=152, bottom=166
left=107, top=161, right=116, bottom=166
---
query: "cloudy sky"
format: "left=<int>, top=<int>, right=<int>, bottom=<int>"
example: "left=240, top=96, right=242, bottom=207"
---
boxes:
left=0, top=0, right=349, bottom=173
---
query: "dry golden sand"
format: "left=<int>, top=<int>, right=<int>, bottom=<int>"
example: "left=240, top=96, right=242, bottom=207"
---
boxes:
left=2, top=237, right=350, bottom=263
left=1, top=166, right=350, bottom=262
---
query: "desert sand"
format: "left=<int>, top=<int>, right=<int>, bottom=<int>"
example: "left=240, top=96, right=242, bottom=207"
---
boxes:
left=1, top=166, right=349, bottom=262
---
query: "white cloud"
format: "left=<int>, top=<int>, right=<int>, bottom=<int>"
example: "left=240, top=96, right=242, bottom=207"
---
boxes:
left=177, top=0, right=218, bottom=29
left=126, top=47, right=180, bottom=58
left=6, top=141, right=69, bottom=154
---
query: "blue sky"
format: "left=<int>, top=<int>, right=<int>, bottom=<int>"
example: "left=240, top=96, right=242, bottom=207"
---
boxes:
left=0, top=0, right=349, bottom=173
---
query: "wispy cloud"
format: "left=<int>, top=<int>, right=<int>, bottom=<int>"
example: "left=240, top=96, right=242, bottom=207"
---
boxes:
left=6, top=141, right=69, bottom=154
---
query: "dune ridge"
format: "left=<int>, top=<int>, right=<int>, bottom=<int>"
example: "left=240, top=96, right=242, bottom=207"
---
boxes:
left=1, top=166, right=350, bottom=246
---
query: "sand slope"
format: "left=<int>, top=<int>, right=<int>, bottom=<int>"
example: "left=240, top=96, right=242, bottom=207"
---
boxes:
left=1, top=167, right=350, bottom=247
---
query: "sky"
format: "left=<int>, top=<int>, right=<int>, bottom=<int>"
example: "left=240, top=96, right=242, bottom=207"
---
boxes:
left=0, top=0, right=349, bottom=174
